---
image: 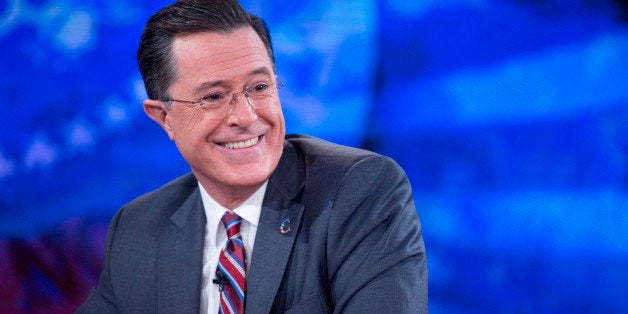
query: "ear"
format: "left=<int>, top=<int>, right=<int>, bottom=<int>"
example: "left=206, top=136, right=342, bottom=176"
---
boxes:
left=143, top=99, right=174, bottom=140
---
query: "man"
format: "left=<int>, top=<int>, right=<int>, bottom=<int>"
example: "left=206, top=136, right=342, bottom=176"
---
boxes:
left=78, top=0, right=428, bottom=313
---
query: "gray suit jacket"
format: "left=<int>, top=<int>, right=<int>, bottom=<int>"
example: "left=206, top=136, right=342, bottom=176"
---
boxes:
left=78, top=135, right=428, bottom=313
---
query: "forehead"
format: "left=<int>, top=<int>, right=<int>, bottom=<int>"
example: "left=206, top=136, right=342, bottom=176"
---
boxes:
left=170, top=27, right=273, bottom=84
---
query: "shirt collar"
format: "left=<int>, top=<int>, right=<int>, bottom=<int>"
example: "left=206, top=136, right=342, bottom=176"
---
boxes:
left=198, top=181, right=267, bottom=243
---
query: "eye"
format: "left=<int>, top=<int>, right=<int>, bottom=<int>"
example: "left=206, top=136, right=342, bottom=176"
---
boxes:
left=201, top=93, right=225, bottom=103
left=250, top=83, right=270, bottom=94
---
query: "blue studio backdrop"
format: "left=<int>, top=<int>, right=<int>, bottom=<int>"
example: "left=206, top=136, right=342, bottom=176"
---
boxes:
left=1, top=0, right=627, bottom=313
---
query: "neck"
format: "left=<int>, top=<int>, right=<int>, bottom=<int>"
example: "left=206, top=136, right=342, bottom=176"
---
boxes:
left=197, top=179, right=264, bottom=210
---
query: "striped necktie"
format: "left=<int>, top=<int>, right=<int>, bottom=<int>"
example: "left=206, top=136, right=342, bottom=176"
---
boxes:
left=217, top=211, right=246, bottom=313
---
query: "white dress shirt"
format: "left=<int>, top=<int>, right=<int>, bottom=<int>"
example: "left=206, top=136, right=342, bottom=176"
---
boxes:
left=198, top=181, right=266, bottom=314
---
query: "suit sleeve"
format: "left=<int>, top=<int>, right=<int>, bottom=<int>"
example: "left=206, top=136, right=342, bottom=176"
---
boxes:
left=326, top=155, right=428, bottom=313
left=75, top=208, right=123, bottom=313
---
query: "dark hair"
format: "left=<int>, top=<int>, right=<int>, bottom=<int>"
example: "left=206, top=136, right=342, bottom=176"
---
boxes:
left=137, top=0, right=275, bottom=101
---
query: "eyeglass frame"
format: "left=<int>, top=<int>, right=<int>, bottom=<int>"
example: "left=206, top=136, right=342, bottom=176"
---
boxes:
left=157, top=79, right=283, bottom=117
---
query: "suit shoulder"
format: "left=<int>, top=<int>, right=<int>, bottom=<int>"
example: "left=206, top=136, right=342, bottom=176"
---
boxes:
left=285, top=134, right=400, bottom=173
left=125, top=172, right=197, bottom=210
left=284, top=134, right=407, bottom=200
left=113, top=173, right=197, bottom=230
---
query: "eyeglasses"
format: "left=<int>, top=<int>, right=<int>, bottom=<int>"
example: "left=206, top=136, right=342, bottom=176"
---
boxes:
left=159, top=80, right=282, bottom=119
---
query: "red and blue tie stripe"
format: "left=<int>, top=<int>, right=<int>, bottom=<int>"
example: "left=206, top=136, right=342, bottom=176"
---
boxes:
left=217, top=211, right=246, bottom=314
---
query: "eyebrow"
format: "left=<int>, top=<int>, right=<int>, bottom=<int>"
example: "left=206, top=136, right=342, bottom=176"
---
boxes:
left=192, top=67, right=273, bottom=95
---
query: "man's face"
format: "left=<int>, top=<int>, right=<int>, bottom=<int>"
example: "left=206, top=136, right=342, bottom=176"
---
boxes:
left=144, top=27, right=285, bottom=207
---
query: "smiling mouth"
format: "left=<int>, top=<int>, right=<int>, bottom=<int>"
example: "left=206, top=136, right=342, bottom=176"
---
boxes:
left=220, top=136, right=260, bottom=149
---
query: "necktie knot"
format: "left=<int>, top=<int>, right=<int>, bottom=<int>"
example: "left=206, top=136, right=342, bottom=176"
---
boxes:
left=221, top=211, right=242, bottom=239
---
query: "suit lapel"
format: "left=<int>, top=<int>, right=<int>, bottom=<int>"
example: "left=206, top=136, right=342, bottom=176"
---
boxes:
left=246, top=141, right=306, bottom=313
left=157, top=186, right=206, bottom=314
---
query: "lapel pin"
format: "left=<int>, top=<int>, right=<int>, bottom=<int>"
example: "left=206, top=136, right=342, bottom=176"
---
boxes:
left=279, top=218, right=291, bottom=235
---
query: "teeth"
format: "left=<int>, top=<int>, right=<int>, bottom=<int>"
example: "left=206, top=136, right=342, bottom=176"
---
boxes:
left=222, top=136, right=259, bottom=149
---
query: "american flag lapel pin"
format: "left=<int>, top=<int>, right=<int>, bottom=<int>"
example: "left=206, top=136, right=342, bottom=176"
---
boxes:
left=279, top=218, right=291, bottom=234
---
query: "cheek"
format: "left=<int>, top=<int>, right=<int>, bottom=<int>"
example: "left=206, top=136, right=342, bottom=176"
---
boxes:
left=265, top=102, right=285, bottom=128
left=172, top=109, right=213, bottom=134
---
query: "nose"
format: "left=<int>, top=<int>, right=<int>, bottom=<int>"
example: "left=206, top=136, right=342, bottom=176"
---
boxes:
left=226, top=93, right=257, bottom=128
